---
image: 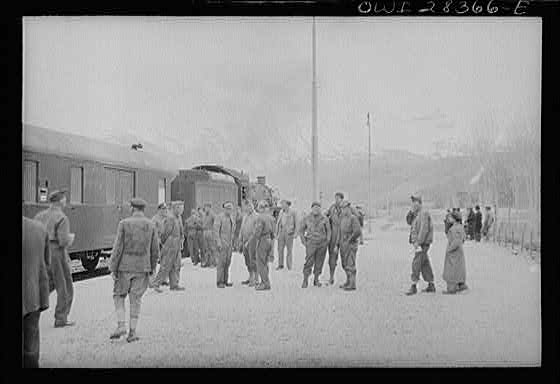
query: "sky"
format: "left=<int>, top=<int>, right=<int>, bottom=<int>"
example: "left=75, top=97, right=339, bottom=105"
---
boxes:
left=23, top=16, right=541, bottom=174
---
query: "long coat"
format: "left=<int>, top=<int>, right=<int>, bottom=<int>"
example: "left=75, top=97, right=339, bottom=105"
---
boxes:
left=160, top=214, right=184, bottom=266
left=22, top=217, right=51, bottom=317
left=442, top=222, right=467, bottom=284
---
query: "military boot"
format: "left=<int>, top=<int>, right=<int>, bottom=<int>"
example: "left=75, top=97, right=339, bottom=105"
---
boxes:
left=248, top=272, right=256, bottom=287
left=405, top=284, right=417, bottom=296
left=343, top=273, right=356, bottom=291
left=109, top=323, right=127, bottom=339
left=313, top=275, right=322, bottom=287
left=126, top=329, right=139, bottom=343
left=422, top=282, right=436, bottom=293
left=302, top=274, right=309, bottom=288
left=339, top=272, right=349, bottom=289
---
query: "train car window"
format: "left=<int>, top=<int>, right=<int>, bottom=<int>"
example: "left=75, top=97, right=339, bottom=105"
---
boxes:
left=70, top=167, right=83, bottom=204
left=23, top=160, right=38, bottom=202
left=105, top=168, right=117, bottom=204
left=119, top=170, right=134, bottom=203
left=158, top=178, right=166, bottom=204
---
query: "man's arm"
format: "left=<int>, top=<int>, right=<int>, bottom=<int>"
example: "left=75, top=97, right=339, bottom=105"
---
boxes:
left=56, top=217, right=73, bottom=248
left=43, top=230, right=51, bottom=269
left=325, top=218, right=332, bottom=245
left=109, top=222, right=125, bottom=273
left=416, top=212, right=430, bottom=246
left=350, top=216, right=362, bottom=243
left=299, top=217, right=307, bottom=244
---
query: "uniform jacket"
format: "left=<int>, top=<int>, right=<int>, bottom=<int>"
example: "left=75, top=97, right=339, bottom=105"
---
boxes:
left=482, top=211, right=495, bottom=233
left=34, top=206, right=73, bottom=250
left=185, top=214, right=199, bottom=234
left=160, top=213, right=184, bottom=261
left=409, top=208, right=433, bottom=246
left=443, top=222, right=466, bottom=283
left=202, top=212, right=215, bottom=231
left=22, top=217, right=50, bottom=317
left=338, top=213, right=362, bottom=248
left=251, top=212, right=276, bottom=242
left=327, top=203, right=342, bottom=245
left=299, top=213, right=331, bottom=247
left=239, top=211, right=258, bottom=245
left=214, top=212, right=236, bottom=249
left=109, top=211, right=160, bottom=273
left=151, top=212, right=167, bottom=242
left=276, top=208, right=297, bottom=237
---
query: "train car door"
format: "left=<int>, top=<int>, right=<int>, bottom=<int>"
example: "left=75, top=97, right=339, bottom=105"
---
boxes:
left=117, top=169, right=135, bottom=221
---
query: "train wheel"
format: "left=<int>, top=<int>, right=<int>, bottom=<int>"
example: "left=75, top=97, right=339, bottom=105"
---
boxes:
left=80, top=250, right=100, bottom=272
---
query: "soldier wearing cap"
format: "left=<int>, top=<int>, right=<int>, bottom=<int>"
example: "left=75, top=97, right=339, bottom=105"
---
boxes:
left=202, top=203, right=217, bottom=268
left=337, top=201, right=362, bottom=290
left=326, top=192, right=344, bottom=285
left=195, top=207, right=205, bottom=265
left=299, top=201, right=331, bottom=288
left=151, top=201, right=186, bottom=292
left=152, top=203, right=168, bottom=247
left=34, top=189, right=76, bottom=328
left=108, top=198, right=160, bottom=342
left=214, top=201, right=237, bottom=288
left=249, top=200, right=276, bottom=290
left=239, top=200, right=259, bottom=286
left=405, top=194, right=435, bottom=296
left=443, top=210, right=468, bottom=294
left=185, top=208, right=202, bottom=266
left=275, top=199, right=297, bottom=271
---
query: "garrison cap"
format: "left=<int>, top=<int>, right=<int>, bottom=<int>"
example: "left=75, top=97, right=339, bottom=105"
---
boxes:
left=311, top=201, right=321, bottom=208
left=410, top=193, right=422, bottom=203
left=130, top=198, right=147, bottom=209
left=48, top=189, right=67, bottom=202
left=223, top=201, right=234, bottom=209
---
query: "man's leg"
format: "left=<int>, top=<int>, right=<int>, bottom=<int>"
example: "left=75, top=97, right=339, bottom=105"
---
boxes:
left=111, top=273, right=129, bottom=339
left=249, top=239, right=259, bottom=286
left=61, top=253, right=75, bottom=321
left=406, top=249, right=423, bottom=295
left=169, top=251, right=182, bottom=289
left=256, top=240, right=271, bottom=288
left=420, top=246, right=434, bottom=284
left=313, top=244, right=328, bottom=285
left=343, top=246, right=357, bottom=290
left=23, top=311, right=41, bottom=368
left=151, top=251, right=171, bottom=288
left=327, top=241, right=339, bottom=284
left=224, top=246, right=232, bottom=284
left=286, top=234, right=294, bottom=270
left=216, top=247, right=225, bottom=286
left=127, top=273, right=149, bottom=342
left=50, top=252, right=70, bottom=324
left=277, top=233, right=286, bottom=269
left=302, top=243, right=315, bottom=288
left=339, top=245, right=350, bottom=288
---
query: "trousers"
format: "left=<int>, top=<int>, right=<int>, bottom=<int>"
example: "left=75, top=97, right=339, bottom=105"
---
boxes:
left=113, top=272, right=149, bottom=319
left=243, top=238, right=257, bottom=273
left=277, top=232, right=295, bottom=269
left=340, top=243, right=357, bottom=275
left=152, top=249, right=181, bottom=288
left=411, top=244, right=434, bottom=283
left=327, top=238, right=340, bottom=273
left=23, top=311, right=41, bottom=368
left=203, top=230, right=217, bottom=266
left=256, top=238, right=272, bottom=287
left=303, top=242, right=327, bottom=277
left=216, top=245, right=233, bottom=285
left=187, top=231, right=199, bottom=264
left=50, top=248, right=74, bottom=323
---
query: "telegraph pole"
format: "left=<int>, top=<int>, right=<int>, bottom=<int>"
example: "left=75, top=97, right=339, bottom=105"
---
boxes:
left=367, top=112, right=372, bottom=234
left=311, top=17, right=319, bottom=202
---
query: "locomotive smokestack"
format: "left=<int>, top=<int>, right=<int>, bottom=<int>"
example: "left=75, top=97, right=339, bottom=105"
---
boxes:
left=257, top=176, right=266, bottom=185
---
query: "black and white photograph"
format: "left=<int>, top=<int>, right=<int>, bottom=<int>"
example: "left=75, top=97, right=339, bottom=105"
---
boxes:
left=21, top=10, right=544, bottom=368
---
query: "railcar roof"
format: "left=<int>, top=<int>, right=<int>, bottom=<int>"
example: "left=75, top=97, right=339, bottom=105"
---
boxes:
left=192, top=164, right=250, bottom=183
left=22, top=124, right=178, bottom=174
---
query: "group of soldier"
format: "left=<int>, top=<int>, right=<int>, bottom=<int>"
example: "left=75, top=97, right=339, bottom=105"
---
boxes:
left=444, top=205, right=495, bottom=241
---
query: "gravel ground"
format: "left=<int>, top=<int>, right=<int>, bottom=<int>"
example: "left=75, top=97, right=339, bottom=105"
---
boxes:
left=38, top=219, right=541, bottom=367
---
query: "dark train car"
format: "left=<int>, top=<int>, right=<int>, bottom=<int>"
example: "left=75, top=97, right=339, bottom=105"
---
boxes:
left=171, top=165, right=250, bottom=219
left=22, top=124, right=175, bottom=271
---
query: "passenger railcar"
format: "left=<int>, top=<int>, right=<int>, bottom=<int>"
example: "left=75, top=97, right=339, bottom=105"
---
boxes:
left=22, top=124, right=175, bottom=271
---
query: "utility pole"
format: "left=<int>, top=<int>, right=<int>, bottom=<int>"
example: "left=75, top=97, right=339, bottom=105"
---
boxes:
left=367, top=112, right=372, bottom=234
left=311, top=17, right=319, bottom=202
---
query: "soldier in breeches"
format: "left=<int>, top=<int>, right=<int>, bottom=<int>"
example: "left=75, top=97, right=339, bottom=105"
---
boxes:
left=326, top=192, right=344, bottom=285
left=215, top=202, right=236, bottom=288
left=185, top=209, right=200, bottom=265
left=299, top=201, right=331, bottom=288
left=405, top=194, right=435, bottom=296
left=250, top=200, right=275, bottom=291
left=202, top=204, right=217, bottom=268
left=151, top=201, right=185, bottom=292
left=337, top=201, right=362, bottom=290
left=109, top=198, right=159, bottom=342
left=239, top=200, right=258, bottom=287
left=34, top=189, right=76, bottom=328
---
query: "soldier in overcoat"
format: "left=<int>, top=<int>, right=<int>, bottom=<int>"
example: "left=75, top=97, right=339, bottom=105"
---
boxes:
left=34, top=189, right=76, bottom=328
left=109, top=198, right=160, bottom=342
left=442, top=211, right=468, bottom=294
left=22, top=216, right=51, bottom=367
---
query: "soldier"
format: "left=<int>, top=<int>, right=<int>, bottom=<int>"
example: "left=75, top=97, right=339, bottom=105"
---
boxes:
left=233, top=205, right=244, bottom=253
left=405, top=194, right=435, bottom=296
left=355, top=205, right=365, bottom=245
left=444, top=209, right=453, bottom=235
left=239, top=200, right=259, bottom=286
left=214, top=202, right=236, bottom=288
left=196, top=207, right=205, bottom=266
left=299, top=201, right=331, bottom=288
left=185, top=209, right=200, bottom=266
left=150, top=203, right=168, bottom=286
left=326, top=192, right=344, bottom=285
left=482, top=206, right=495, bottom=241
left=202, top=203, right=217, bottom=268
left=250, top=200, right=276, bottom=291
left=22, top=217, right=51, bottom=368
left=151, top=201, right=186, bottom=292
left=337, top=201, right=362, bottom=290
left=443, top=210, right=468, bottom=294
left=109, top=198, right=159, bottom=342
left=474, top=205, right=483, bottom=242
left=276, top=199, right=297, bottom=271
left=34, top=189, right=76, bottom=328
left=466, top=208, right=475, bottom=240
